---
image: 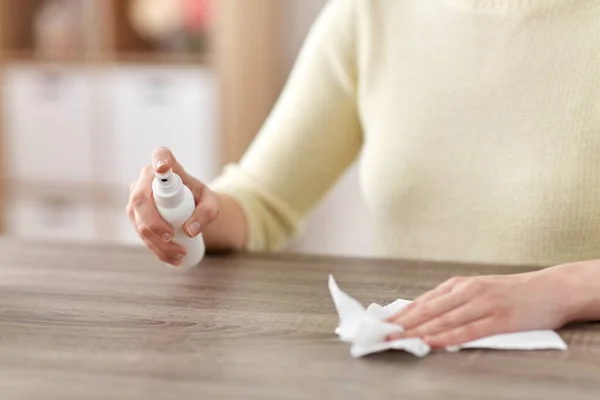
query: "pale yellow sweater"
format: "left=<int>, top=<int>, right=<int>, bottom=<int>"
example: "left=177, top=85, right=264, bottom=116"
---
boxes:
left=211, top=0, right=600, bottom=266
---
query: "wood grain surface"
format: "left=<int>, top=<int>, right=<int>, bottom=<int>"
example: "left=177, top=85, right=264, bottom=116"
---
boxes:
left=0, top=239, right=599, bottom=400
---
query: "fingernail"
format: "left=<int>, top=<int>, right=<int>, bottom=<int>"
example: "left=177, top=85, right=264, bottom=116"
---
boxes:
left=162, top=233, right=172, bottom=242
left=156, top=160, right=166, bottom=169
left=188, top=221, right=201, bottom=237
left=170, top=254, right=184, bottom=266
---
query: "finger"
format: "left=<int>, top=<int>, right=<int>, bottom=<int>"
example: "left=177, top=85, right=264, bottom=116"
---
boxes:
left=398, top=302, right=492, bottom=340
left=152, top=146, right=175, bottom=173
left=391, top=290, right=470, bottom=330
left=139, top=228, right=187, bottom=259
left=143, top=237, right=185, bottom=266
left=387, top=292, right=472, bottom=341
left=151, top=146, right=201, bottom=191
left=386, top=282, right=453, bottom=323
left=127, top=180, right=138, bottom=219
left=131, top=166, right=173, bottom=242
left=423, top=316, right=498, bottom=348
left=184, top=188, right=219, bottom=238
left=152, top=146, right=187, bottom=177
left=134, top=201, right=173, bottom=243
left=387, top=276, right=468, bottom=323
left=136, top=213, right=186, bottom=261
left=132, top=165, right=154, bottom=193
left=134, top=209, right=186, bottom=263
left=127, top=193, right=135, bottom=223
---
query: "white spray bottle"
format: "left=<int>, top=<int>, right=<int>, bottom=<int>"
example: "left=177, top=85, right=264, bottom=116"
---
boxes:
left=152, top=168, right=205, bottom=269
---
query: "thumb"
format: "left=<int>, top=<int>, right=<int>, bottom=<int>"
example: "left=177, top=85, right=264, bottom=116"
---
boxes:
left=183, top=188, right=220, bottom=238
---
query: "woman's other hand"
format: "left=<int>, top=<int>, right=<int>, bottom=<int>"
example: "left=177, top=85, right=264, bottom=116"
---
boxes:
left=386, top=269, right=576, bottom=348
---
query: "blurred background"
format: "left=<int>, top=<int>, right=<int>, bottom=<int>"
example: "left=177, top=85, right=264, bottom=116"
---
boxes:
left=0, top=0, right=371, bottom=257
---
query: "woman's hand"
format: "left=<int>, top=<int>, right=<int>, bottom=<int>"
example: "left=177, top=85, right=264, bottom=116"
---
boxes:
left=386, top=269, right=576, bottom=348
left=127, top=146, right=220, bottom=266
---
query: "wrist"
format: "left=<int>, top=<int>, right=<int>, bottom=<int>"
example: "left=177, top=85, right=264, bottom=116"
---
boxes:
left=537, top=261, right=596, bottom=325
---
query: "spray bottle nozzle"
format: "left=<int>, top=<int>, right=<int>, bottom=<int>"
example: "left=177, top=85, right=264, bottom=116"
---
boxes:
left=155, top=169, right=174, bottom=186
left=153, top=168, right=184, bottom=208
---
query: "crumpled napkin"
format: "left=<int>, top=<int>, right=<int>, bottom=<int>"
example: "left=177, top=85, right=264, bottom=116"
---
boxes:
left=329, top=275, right=568, bottom=358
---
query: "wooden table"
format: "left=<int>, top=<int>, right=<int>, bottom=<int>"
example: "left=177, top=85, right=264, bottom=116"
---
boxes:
left=1, top=239, right=599, bottom=399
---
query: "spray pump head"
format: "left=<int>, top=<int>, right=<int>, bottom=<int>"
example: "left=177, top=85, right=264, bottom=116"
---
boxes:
left=152, top=168, right=184, bottom=209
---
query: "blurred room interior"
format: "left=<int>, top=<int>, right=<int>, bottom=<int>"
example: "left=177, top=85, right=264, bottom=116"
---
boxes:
left=0, top=0, right=371, bottom=257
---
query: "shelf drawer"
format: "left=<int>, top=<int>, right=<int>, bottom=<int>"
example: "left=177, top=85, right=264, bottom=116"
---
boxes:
left=5, top=184, right=97, bottom=243
left=101, top=66, right=220, bottom=186
left=2, top=65, right=94, bottom=183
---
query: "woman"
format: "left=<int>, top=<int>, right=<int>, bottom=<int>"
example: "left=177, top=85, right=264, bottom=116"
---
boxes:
left=127, top=0, right=600, bottom=347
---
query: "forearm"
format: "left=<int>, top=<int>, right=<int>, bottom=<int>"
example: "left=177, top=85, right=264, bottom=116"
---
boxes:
left=540, top=260, right=600, bottom=324
left=202, top=192, right=248, bottom=253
